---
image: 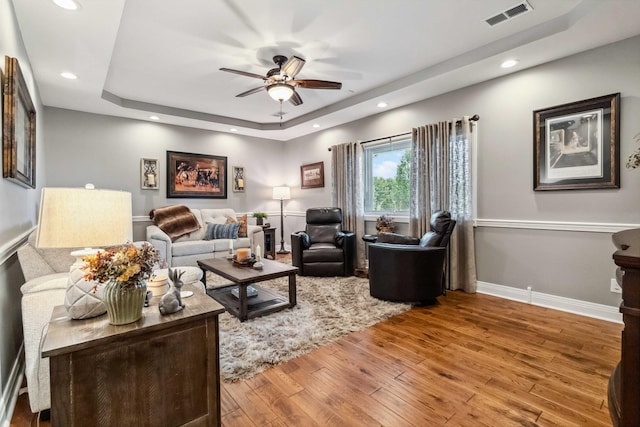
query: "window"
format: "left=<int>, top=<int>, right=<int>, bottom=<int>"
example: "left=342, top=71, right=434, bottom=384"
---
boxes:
left=364, top=139, right=411, bottom=214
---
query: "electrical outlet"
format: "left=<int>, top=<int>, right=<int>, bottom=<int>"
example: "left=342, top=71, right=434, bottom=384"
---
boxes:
left=611, top=278, right=622, bottom=294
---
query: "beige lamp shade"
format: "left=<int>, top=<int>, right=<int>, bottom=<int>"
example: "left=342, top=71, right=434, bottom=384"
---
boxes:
left=35, top=187, right=133, bottom=248
left=272, top=186, right=291, bottom=200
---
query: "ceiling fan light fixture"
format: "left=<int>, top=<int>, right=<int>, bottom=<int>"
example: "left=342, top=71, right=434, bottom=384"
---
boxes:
left=267, top=84, right=294, bottom=102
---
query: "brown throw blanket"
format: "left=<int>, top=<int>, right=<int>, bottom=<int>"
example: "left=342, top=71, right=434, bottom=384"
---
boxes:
left=149, top=205, right=201, bottom=241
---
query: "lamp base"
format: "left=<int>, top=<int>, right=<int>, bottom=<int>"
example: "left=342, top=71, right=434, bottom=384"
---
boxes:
left=277, top=249, right=290, bottom=255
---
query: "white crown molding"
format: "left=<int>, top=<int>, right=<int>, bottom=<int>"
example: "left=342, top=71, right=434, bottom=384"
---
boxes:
left=477, top=281, right=622, bottom=324
left=475, top=218, right=640, bottom=233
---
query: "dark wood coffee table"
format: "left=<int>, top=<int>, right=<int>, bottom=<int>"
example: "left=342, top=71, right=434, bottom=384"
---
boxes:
left=198, top=258, right=298, bottom=321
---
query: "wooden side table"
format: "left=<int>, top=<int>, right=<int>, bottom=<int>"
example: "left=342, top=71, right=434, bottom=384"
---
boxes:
left=262, top=226, right=276, bottom=259
left=41, top=284, right=225, bottom=427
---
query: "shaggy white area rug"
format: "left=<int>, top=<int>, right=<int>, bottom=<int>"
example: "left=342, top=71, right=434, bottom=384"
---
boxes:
left=207, top=269, right=410, bottom=382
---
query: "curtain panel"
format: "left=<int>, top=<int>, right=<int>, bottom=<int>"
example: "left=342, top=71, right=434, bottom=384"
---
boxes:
left=410, top=117, right=477, bottom=293
left=331, top=142, right=366, bottom=269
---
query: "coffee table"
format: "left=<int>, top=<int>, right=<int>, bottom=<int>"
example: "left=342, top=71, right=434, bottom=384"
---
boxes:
left=198, top=257, right=298, bottom=321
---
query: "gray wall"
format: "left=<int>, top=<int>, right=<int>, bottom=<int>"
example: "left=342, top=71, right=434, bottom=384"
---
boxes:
left=43, top=108, right=289, bottom=240
left=283, top=35, right=640, bottom=307
left=0, top=0, right=45, bottom=421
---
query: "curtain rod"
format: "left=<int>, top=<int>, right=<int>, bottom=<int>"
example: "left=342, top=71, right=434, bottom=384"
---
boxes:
left=328, top=114, right=479, bottom=151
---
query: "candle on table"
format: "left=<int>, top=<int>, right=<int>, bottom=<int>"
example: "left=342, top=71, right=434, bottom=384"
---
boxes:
left=236, top=248, right=250, bottom=261
left=256, top=244, right=261, bottom=258
left=229, top=239, right=233, bottom=250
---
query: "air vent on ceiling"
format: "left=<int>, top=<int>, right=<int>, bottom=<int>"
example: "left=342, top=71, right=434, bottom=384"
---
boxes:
left=485, top=0, right=533, bottom=26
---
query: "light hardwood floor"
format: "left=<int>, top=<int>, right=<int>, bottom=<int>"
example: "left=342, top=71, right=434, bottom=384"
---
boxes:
left=11, top=289, right=622, bottom=426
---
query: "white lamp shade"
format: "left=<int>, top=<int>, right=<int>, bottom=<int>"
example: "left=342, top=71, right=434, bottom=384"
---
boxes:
left=272, top=186, right=291, bottom=200
left=36, top=187, right=133, bottom=248
left=267, top=84, right=294, bottom=102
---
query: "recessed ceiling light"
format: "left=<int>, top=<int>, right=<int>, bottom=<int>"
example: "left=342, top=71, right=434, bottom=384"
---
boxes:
left=230, top=128, right=238, bottom=132
left=501, top=59, right=519, bottom=68
left=149, top=115, right=160, bottom=121
left=53, top=0, right=80, bottom=10
left=60, top=72, right=77, bottom=80
left=377, top=102, right=388, bottom=108
left=312, top=124, right=320, bottom=128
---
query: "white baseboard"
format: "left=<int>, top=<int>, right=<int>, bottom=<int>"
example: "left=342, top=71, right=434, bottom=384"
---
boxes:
left=477, top=281, right=622, bottom=324
left=1, top=343, right=25, bottom=427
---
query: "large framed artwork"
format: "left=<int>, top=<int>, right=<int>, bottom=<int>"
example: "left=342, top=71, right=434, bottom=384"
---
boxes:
left=533, top=93, right=620, bottom=191
left=300, top=161, right=324, bottom=189
left=166, top=150, right=227, bottom=198
left=3, top=56, right=36, bottom=189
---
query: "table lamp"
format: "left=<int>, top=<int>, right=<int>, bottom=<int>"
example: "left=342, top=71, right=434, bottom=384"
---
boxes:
left=272, top=186, right=290, bottom=254
left=36, top=186, right=133, bottom=319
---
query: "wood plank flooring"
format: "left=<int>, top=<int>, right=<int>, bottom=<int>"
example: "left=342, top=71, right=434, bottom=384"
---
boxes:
left=11, top=291, right=622, bottom=426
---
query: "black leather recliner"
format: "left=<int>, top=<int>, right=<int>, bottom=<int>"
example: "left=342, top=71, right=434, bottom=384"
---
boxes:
left=368, top=210, right=456, bottom=304
left=291, top=208, right=356, bottom=276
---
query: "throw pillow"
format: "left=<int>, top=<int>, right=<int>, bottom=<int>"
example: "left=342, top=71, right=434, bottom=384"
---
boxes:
left=226, top=214, right=248, bottom=237
left=204, top=222, right=240, bottom=240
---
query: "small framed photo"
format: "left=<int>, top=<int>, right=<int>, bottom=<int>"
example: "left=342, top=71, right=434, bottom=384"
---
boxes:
left=141, top=158, right=159, bottom=190
left=167, top=150, right=227, bottom=199
left=300, top=161, right=324, bottom=189
left=232, top=166, right=245, bottom=192
left=533, top=93, right=620, bottom=191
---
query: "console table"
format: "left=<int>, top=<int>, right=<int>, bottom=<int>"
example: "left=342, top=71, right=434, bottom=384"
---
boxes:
left=608, top=229, right=640, bottom=427
left=41, top=284, right=225, bottom=427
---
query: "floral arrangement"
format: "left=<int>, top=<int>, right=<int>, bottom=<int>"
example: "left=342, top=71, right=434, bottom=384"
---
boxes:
left=626, top=132, right=640, bottom=169
left=376, top=214, right=394, bottom=232
left=83, top=243, right=159, bottom=290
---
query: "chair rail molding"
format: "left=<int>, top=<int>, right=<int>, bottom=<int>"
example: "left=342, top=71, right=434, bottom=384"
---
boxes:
left=475, top=218, right=640, bottom=234
left=0, top=228, right=32, bottom=266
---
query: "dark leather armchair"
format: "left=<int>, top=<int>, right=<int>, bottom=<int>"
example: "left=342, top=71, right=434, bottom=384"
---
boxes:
left=368, top=211, right=456, bottom=304
left=291, top=208, right=356, bottom=276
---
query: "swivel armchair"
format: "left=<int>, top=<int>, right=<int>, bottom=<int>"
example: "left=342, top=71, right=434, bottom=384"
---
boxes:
left=368, top=210, right=456, bottom=304
left=291, top=207, right=356, bottom=276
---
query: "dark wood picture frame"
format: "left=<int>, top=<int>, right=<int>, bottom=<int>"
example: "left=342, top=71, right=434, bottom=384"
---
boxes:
left=533, top=93, right=620, bottom=191
left=3, top=56, right=36, bottom=189
left=166, top=150, right=227, bottom=199
left=300, top=161, right=324, bottom=189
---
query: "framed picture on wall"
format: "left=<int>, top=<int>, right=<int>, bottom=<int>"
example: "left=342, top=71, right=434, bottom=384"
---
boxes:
left=300, top=161, right=324, bottom=189
left=166, top=150, right=227, bottom=198
left=533, top=93, right=620, bottom=191
left=2, top=56, right=36, bottom=189
left=141, top=158, right=159, bottom=190
left=232, top=166, right=245, bottom=192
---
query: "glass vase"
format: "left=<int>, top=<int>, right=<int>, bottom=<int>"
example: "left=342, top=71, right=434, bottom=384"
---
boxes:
left=102, top=280, right=147, bottom=325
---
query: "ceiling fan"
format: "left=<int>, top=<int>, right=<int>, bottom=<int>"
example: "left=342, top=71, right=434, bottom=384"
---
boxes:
left=220, top=55, right=342, bottom=106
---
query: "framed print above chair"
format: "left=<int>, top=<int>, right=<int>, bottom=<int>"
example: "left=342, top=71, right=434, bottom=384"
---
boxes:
left=533, top=93, right=620, bottom=191
left=300, top=161, right=324, bottom=189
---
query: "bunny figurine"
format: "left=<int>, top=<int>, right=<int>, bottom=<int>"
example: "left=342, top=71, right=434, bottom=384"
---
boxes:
left=158, top=268, right=186, bottom=315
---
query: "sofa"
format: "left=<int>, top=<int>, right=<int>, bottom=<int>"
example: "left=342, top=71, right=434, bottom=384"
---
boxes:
left=17, top=230, right=205, bottom=413
left=146, top=207, right=264, bottom=268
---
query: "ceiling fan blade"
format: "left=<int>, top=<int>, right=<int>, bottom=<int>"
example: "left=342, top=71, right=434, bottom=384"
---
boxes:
left=236, top=86, right=266, bottom=97
left=289, top=90, right=303, bottom=106
left=219, top=68, right=266, bottom=80
left=290, top=79, right=342, bottom=90
left=281, top=56, right=306, bottom=78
